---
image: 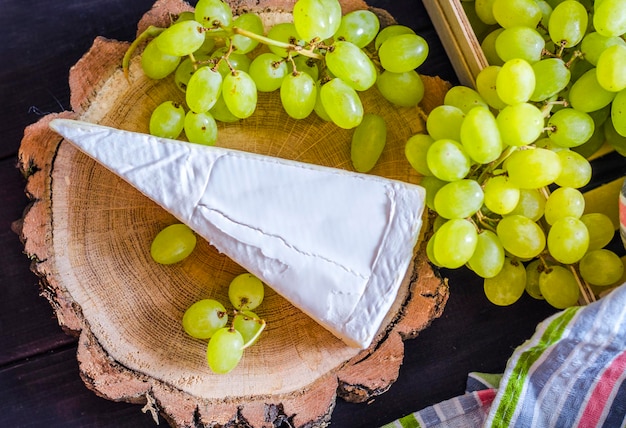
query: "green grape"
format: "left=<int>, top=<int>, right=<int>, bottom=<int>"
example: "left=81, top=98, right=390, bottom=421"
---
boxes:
left=174, top=57, right=199, bottom=92
left=580, top=212, right=615, bottom=250
left=536, top=0, right=553, bottom=28
left=483, top=257, right=526, bottom=306
left=505, top=148, right=562, bottom=189
left=496, top=214, right=546, bottom=259
left=547, top=108, right=595, bottom=148
left=184, top=111, right=218, bottom=145
left=432, top=215, right=448, bottom=233
left=420, top=175, right=447, bottom=210
left=569, top=68, right=616, bottom=112
left=507, top=188, right=546, bottom=221
left=173, top=11, right=196, bottom=23
left=378, top=34, right=429, bottom=73
left=547, top=216, right=589, bottom=264
left=186, top=66, right=223, bottom=113
left=496, top=58, right=535, bottom=105
left=530, top=58, right=571, bottom=102
left=313, top=81, right=331, bottom=121
left=149, top=101, right=186, bottom=139
left=539, top=265, right=580, bottom=309
left=467, top=230, right=505, bottom=279
left=206, top=327, right=244, bottom=374
left=376, top=70, right=425, bottom=107
left=229, top=273, right=264, bottom=310
left=548, top=0, right=588, bottom=48
left=233, top=310, right=265, bottom=346
left=579, top=249, right=624, bottom=286
left=474, top=0, right=498, bottom=25
left=443, top=85, right=489, bottom=113
left=426, top=139, right=471, bottom=182
left=211, top=48, right=251, bottom=77
left=593, top=0, right=626, bottom=37
left=492, top=0, right=542, bottom=28
left=405, top=134, right=434, bottom=176
left=484, top=175, right=520, bottom=215
left=289, top=56, right=320, bottom=80
left=326, top=41, right=377, bottom=91
left=222, top=70, right=257, bottom=119
left=293, top=0, right=342, bottom=42
left=432, top=218, right=478, bottom=269
left=195, top=0, right=233, bottom=28
left=544, top=187, right=585, bottom=225
left=481, top=28, right=505, bottom=66
left=555, top=150, right=592, bottom=188
left=426, top=105, right=465, bottom=141
left=580, top=32, right=626, bottom=66
left=496, top=102, right=544, bottom=146
left=524, top=259, right=544, bottom=300
left=182, top=299, right=228, bottom=339
left=141, top=38, right=181, bottom=80
left=334, top=9, right=380, bottom=48
left=280, top=72, right=317, bottom=119
left=495, top=26, right=545, bottom=63
left=596, top=44, right=626, bottom=92
left=210, top=94, right=240, bottom=123
left=248, top=53, right=288, bottom=92
left=350, top=113, right=386, bottom=173
left=426, top=233, right=442, bottom=267
left=375, top=24, right=416, bottom=49
left=534, top=136, right=568, bottom=152
left=155, top=20, right=206, bottom=57
left=460, top=107, right=503, bottom=163
left=475, top=66, right=507, bottom=110
left=195, top=33, right=217, bottom=56
left=612, top=89, right=626, bottom=137
left=266, top=23, right=302, bottom=57
left=150, top=223, right=197, bottom=264
left=319, top=78, right=363, bottom=129
left=230, top=13, right=263, bottom=54
left=605, top=114, right=626, bottom=155
left=433, top=179, right=484, bottom=219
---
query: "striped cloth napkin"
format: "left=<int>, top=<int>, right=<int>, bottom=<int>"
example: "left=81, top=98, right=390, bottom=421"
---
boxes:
left=383, top=282, right=626, bottom=428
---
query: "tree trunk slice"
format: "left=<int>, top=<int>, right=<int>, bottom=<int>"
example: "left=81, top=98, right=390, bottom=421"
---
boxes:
left=16, top=0, right=450, bottom=426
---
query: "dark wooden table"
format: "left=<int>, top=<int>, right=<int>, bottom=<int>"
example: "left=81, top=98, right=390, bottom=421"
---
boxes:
left=0, top=1, right=562, bottom=426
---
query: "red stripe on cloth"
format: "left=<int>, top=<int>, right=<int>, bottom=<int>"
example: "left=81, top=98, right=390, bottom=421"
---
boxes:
left=477, top=388, right=497, bottom=406
left=578, top=350, right=626, bottom=426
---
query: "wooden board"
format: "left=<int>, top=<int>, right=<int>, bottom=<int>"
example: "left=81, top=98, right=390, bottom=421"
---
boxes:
left=16, top=0, right=450, bottom=426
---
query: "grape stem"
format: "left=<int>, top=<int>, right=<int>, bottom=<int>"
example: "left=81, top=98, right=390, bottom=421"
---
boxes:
left=229, top=26, right=324, bottom=60
left=569, top=264, right=595, bottom=305
left=241, top=319, right=267, bottom=350
left=122, top=25, right=166, bottom=80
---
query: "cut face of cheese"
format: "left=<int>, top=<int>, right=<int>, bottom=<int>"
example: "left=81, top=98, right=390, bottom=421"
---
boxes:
left=49, top=119, right=426, bottom=348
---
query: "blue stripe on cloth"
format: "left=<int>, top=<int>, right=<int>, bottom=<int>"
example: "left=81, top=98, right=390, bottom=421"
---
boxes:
left=601, top=376, right=626, bottom=428
left=415, top=404, right=441, bottom=426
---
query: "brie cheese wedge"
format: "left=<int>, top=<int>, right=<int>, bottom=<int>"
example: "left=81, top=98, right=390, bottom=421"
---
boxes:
left=49, top=119, right=426, bottom=348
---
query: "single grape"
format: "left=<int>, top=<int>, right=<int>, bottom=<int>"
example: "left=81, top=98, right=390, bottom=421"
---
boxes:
left=460, top=106, right=503, bottom=163
left=581, top=32, right=626, bottom=66
left=211, top=48, right=251, bottom=77
left=543, top=187, right=585, bottom=225
left=334, top=9, right=380, bottom=48
left=605, top=114, right=626, bottom=155
left=426, top=105, right=465, bottom=141
left=374, top=24, right=416, bottom=50
left=293, top=0, right=342, bottom=42
left=313, top=81, right=332, bottom=121
left=420, top=175, right=447, bottom=210
left=496, top=58, right=535, bottom=105
left=141, top=38, right=181, bottom=80
left=596, top=44, right=626, bottom=92
left=547, top=216, right=589, bottom=264
left=495, top=26, right=545, bottom=63
left=530, top=58, right=571, bottom=102
left=186, top=66, right=223, bottom=113
left=233, top=310, right=265, bottom=346
left=481, top=28, right=505, bottom=66
left=496, top=102, right=544, bottom=146
left=580, top=212, right=615, bottom=251
left=376, top=70, right=425, bottom=107
left=195, top=0, right=233, bottom=28
left=378, top=34, right=429, bottom=73
left=426, top=139, right=471, bottom=182
left=184, top=111, right=218, bottom=145
left=443, top=85, right=489, bottom=113
left=149, top=101, right=185, bottom=139
left=492, top=0, right=542, bottom=28
left=554, top=150, right=592, bottom=188
left=506, top=188, right=546, bottom=221
left=505, top=148, right=562, bottom=189
left=206, top=327, right=244, bottom=374
left=496, top=214, right=546, bottom=259
left=266, top=23, right=302, bottom=58
left=569, top=68, right=616, bottom=113
left=182, top=299, right=228, bottom=339
left=210, top=94, right=240, bottom=123
left=483, top=175, right=520, bottom=215
left=483, top=257, right=526, bottom=306
left=547, top=108, right=595, bottom=148
left=579, top=249, right=624, bottom=286
left=289, top=55, right=320, bottom=80
left=174, top=57, right=200, bottom=92
left=326, top=41, right=377, bottom=91
left=467, top=230, right=505, bottom=279
left=611, top=88, right=626, bottom=137
left=222, top=70, right=257, bottom=119
left=432, top=218, right=478, bottom=269
left=539, top=265, right=580, bottom=309
left=593, top=0, right=626, bottom=37
left=475, top=66, right=507, bottom=110
left=524, top=259, right=544, bottom=300
left=434, top=179, right=484, bottom=219
left=248, top=53, right=288, bottom=92
left=474, top=0, right=498, bottom=25
left=350, top=113, right=387, bottom=173
left=405, top=134, right=434, bottom=176
left=319, top=78, right=363, bottom=129
left=155, top=20, right=206, bottom=57
left=280, top=72, right=317, bottom=119
left=230, top=13, right=264, bottom=54
left=150, top=223, right=197, bottom=264
left=229, top=273, right=264, bottom=311
left=548, top=0, right=588, bottom=48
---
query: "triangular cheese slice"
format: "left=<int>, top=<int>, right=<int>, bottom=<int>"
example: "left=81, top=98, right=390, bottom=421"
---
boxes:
left=49, top=119, right=426, bottom=348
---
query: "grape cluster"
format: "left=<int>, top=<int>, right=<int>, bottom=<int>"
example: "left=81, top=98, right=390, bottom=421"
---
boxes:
left=412, top=0, right=626, bottom=308
left=150, top=224, right=266, bottom=374
left=127, top=0, right=429, bottom=172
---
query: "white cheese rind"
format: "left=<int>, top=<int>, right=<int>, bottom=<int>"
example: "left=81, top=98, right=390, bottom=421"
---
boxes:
left=50, top=119, right=425, bottom=348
